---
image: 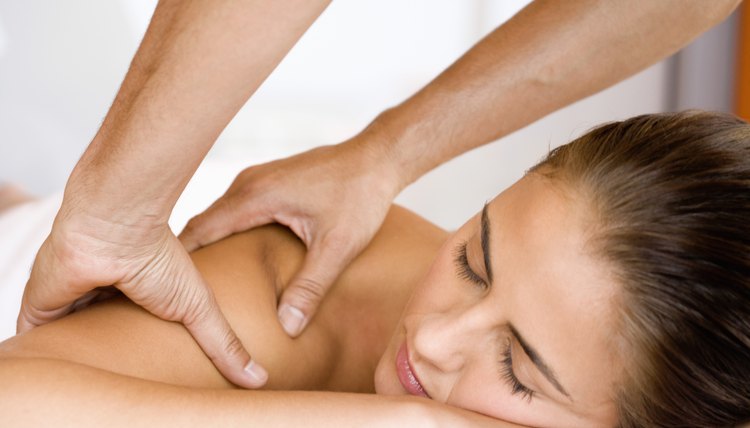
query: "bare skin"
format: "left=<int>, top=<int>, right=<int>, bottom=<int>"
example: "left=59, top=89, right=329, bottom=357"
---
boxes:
left=0, top=174, right=623, bottom=427
left=18, top=0, right=334, bottom=388
left=3, top=207, right=503, bottom=427
left=376, top=175, right=620, bottom=427
left=179, top=0, right=740, bottom=338
left=3, top=206, right=445, bottom=392
left=21, top=2, right=740, bottom=391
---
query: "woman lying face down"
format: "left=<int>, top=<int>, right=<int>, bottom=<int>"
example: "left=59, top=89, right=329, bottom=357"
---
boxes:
left=0, top=111, right=748, bottom=427
left=376, top=173, right=619, bottom=426
left=378, top=110, right=750, bottom=427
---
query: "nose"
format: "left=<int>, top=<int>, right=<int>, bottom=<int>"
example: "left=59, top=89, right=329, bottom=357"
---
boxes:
left=411, top=305, right=492, bottom=374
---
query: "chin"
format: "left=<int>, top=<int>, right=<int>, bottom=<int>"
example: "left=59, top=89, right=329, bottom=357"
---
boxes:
left=375, top=311, right=410, bottom=395
left=373, top=345, right=401, bottom=395
left=373, top=353, right=389, bottom=394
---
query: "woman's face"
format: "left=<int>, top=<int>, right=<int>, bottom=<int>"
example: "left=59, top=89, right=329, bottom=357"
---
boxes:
left=374, top=174, right=621, bottom=427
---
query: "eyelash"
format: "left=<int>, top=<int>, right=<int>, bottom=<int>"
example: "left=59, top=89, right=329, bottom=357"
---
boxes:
left=453, top=241, right=487, bottom=288
left=500, top=339, right=535, bottom=402
left=454, top=241, right=532, bottom=401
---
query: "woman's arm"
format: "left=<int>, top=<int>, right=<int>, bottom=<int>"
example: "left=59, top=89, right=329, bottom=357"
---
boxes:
left=0, top=208, right=445, bottom=392
left=0, top=357, right=523, bottom=428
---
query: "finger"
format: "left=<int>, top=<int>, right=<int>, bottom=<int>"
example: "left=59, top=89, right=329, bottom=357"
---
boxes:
left=277, top=235, right=359, bottom=338
left=178, top=197, right=272, bottom=252
left=91, top=287, right=122, bottom=303
left=70, top=287, right=120, bottom=313
left=16, top=244, right=91, bottom=333
left=182, top=286, right=269, bottom=389
left=70, top=289, right=102, bottom=313
left=17, top=284, right=75, bottom=334
left=178, top=199, right=235, bottom=252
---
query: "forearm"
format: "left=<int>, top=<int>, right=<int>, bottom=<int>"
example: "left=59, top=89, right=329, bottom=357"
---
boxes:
left=0, top=357, right=522, bottom=428
left=68, top=0, right=330, bottom=223
left=370, top=0, right=740, bottom=188
left=0, top=357, right=399, bottom=427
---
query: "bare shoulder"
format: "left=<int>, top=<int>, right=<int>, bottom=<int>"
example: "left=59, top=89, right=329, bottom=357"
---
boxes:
left=378, top=204, right=449, bottom=247
left=342, top=204, right=448, bottom=287
left=260, top=204, right=447, bottom=295
left=0, top=204, right=447, bottom=392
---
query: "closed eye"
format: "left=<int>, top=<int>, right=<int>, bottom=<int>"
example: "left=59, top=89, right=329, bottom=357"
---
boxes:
left=500, top=338, right=535, bottom=402
left=453, top=240, right=487, bottom=288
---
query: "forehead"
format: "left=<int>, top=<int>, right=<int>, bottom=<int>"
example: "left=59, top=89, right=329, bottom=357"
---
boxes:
left=486, top=174, right=620, bottom=409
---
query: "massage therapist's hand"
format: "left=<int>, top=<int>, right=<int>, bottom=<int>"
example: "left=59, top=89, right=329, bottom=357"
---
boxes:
left=18, top=204, right=269, bottom=389
left=179, top=135, right=403, bottom=337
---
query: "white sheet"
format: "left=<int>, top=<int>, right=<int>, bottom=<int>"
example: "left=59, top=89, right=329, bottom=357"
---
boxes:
left=0, top=193, right=62, bottom=340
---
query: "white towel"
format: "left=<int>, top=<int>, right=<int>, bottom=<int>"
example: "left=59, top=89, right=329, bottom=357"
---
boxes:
left=0, top=193, right=62, bottom=341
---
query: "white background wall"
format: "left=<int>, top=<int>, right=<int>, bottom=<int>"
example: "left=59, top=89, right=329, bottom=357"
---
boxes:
left=0, top=1, right=736, bottom=230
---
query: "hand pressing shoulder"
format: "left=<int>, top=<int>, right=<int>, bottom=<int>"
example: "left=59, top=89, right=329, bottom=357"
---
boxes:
left=0, top=204, right=446, bottom=393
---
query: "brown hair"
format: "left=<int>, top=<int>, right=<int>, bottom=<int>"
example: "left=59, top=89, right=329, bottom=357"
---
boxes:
left=532, top=111, right=750, bottom=427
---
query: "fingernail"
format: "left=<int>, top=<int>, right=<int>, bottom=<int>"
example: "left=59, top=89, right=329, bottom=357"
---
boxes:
left=244, top=359, right=268, bottom=386
left=278, top=304, right=307, bottom=337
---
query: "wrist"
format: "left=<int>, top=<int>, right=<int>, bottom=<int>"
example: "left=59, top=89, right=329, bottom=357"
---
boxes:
left=363, top=106, right=450, bottom=189
left=347, top=109, right=430, bottom=194
left=341, top=122, right=408, bottom=200
left=61, top=166, right=171, bottom=236
left=63, top=140, right=175, bottom=226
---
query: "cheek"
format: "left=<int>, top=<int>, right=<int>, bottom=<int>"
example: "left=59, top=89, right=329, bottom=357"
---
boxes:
left=403, top=242, right=463, bottom=315
left=449, top=367, right=549, bottom=427
left=421, top=339, right=546, bottom=426
left=373, top=242, right=461, bottom=395
left=449, top=370, right=514, bottom=414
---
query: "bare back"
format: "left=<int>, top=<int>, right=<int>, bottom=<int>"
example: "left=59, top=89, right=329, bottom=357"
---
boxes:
left=0, top=205, right=447, bottom=393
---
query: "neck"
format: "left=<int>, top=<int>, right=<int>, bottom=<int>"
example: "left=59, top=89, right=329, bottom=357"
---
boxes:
left=278, top=206, right=448, bottom=392
left=317, top=271, right=416, bottom=392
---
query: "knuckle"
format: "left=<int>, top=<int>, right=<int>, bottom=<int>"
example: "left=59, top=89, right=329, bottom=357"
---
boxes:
left=235, top=179, right=263, bottom=202
left=16, top=309, right=34, bottom=330
left=323, top=229, right=357, bottom=250
left=236, top=171, right=262, bottom=192
left=199, top=324, right=246, bottom=366
left=184, top=216, right=202, bottom=232
left=176, top=288, right=212, bottom=326
left=219, top=196, right=238, bottom=217
left=318, top=232, right=359, bottom=262
left=237, top=165, right=259, bottom=181
left=289, top=278, right=327, bottom=306
left=219, top=331, right=246, bottom=359
left=180, top=221, right=199, bottom=240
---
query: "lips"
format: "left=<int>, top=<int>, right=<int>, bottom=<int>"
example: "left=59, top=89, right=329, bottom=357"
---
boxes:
left=396, top=342, right=430, bottom=398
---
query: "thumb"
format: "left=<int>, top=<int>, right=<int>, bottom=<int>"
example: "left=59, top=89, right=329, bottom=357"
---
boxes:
left=179, top=197, right=271, bottom=252
left=277, top=237, right=357, bottom=337
left=156, top=247, right=268, bottom=388
left=180, top=283, right=270, bottom=389
left=127, top=233, right=270, bottom=389
left=17, top=243, right=90, bottom=334
left=17, top=282, right=75, bottom=334
left=178, top=198, right=237, bottom=252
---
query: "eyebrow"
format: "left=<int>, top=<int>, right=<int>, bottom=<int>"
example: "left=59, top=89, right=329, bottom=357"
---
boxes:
left=510, top=324, right=571, bottom=399
left=480, top=203, right=494, bottom=284
left=480, top=203, right=571, bottom=399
